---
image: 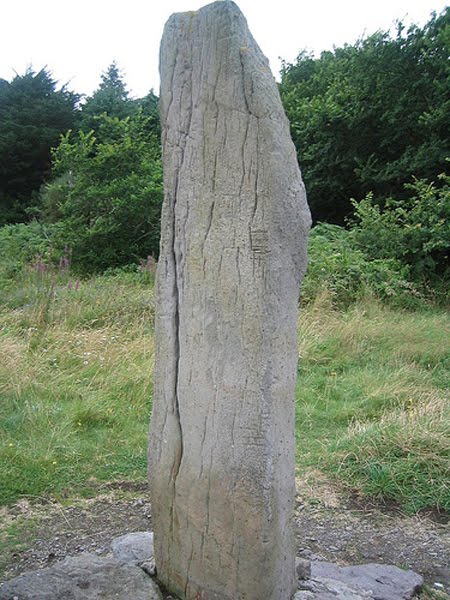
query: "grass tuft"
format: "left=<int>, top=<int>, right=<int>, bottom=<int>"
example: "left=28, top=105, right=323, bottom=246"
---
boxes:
left=331, top=397, right=449, bottom=512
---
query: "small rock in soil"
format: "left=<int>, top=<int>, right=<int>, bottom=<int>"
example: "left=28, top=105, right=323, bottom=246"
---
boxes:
left=296, top=557, right=312, bottom=580
left=111, top=531, right=154, bottom=563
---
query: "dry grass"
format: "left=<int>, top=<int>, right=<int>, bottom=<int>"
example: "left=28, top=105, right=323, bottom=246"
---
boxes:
left=296, top=296, right=449, bottom=512
left=0, top=271, right=155, bottom=504
left=1, top=273, right=449, bottom=513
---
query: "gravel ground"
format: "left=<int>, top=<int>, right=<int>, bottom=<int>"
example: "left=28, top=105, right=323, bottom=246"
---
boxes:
left=1, top=477, right=448, bottom=598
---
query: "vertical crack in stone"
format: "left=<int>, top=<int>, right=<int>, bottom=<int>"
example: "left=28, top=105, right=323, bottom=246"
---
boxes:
left=170, top=227, right=183, bottom=487
left=239, top=117, right=250, bottom=200
left=167, top=29, right=195, bottom=547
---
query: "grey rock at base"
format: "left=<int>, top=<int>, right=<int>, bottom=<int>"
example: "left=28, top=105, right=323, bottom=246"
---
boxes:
left=0, top=553, right=162, bottom=600
left=111, top=531, right=156, bottom=575
left=148, top=1, right=311, bottom=599
left=294, top=577, right=373, bottom=599
left=304, top=562, right=424, bottom=600
left=296, top=557, right=312, bottom=580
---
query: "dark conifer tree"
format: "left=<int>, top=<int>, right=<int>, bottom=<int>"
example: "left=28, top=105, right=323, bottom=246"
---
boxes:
left=0, top=68, right=79, bottom=225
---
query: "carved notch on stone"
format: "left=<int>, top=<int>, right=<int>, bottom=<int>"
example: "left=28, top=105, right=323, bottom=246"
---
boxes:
left=250, top=229, right=270, bottom=256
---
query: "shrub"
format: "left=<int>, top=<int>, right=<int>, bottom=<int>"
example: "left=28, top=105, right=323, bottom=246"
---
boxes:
left=41, top=111, right=163, bottom=274
left=350, top=173, right=450, bottom=288
left=302, top=223, right=419, bottom=308
left=0, top=222, right=54, bottom=278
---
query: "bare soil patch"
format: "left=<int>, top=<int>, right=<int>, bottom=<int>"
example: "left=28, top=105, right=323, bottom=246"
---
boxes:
left=1, top=478, right=448, bottom=598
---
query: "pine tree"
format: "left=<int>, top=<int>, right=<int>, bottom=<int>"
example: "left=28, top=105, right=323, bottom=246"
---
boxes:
left=79, top=62, right=135, bottom=133
left=0, top=68, right=79, bottom=225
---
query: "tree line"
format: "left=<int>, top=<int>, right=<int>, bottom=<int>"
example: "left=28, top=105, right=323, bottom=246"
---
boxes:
left=0, top=10, right=448, bottom=290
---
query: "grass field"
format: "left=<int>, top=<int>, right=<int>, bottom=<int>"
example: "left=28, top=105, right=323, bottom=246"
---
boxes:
left=0, top=271, right=449, bottom=513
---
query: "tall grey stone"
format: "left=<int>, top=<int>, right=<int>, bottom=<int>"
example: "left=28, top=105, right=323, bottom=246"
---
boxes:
left=148, top=2, right=311, bottom=599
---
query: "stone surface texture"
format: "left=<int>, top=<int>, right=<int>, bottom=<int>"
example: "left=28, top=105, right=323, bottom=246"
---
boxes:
left=111, top=531, right=156, bottom=575
left=111, top=531, right=154, bottom=563
left=298, top=562, right=424, bottom=600
left=294, top=580, right=372, bottom=600
left=0, top=553, right=162, bottom=600
left=148, top=1, right=311, bottom=599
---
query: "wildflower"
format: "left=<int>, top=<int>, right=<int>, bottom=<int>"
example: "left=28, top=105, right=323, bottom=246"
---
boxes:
left=37, top=256, right=45, bottom=273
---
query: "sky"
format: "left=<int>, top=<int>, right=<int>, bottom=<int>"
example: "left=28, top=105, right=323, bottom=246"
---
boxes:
left=1, top=0, right=448, bottom=99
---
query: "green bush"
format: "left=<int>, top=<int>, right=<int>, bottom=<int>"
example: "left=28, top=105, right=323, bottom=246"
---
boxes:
left=350, top=174, right=450, bottom=288
left=0, top=221, right=51, bottom=274
left=41, top=110, right=163, bottom=274
left=0, top=222, right=61, bottom=281
left=302, top=223, right=419, bottom=307
left=0, top=221, right=76, bottom=310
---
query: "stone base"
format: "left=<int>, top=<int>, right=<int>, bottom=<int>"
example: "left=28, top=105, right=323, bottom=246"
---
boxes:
left=0, top=531, right=425, bottom=600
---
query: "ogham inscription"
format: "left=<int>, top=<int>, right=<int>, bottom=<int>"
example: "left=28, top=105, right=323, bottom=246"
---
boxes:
left=148, top=2, right=311, bottom=599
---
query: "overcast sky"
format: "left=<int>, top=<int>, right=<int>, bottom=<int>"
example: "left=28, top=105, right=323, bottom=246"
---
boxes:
left=1, top=0, right=448, bottom=98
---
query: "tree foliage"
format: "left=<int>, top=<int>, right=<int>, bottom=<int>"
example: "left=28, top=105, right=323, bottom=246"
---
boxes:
left=41, top=110, right=163, bottom=273
left=350, top=173, right=450, bottom=286
left=280, top=9, right=450, bottom=223
left=0, top=68, right=79, bottom=225
left=79, top=62, right=135, bottom=133
left=79, top=62, right=159, bottom=135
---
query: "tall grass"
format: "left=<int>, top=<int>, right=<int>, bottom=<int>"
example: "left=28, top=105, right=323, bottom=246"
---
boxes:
left=0, top=270, right=155, bottom=504
left=332, top=397, right=448, bottom=513
left=1, top=273, right=449, bottom=513
left=296, top=293, right=449, bottom=513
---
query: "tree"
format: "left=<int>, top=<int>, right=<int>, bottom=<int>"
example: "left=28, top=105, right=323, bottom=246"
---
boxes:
left=79, top=63, right=160, bottom=138
left=41, top=110, right=163, bottom=272
left=279, top=9, right=450, bottom=224
left=0, top=68, right=79, bottom=225
left=79, top=62, right=136, bottom=133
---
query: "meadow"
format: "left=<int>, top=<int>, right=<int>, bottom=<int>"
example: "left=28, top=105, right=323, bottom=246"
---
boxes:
left=1, top=268, right=448, bottom=515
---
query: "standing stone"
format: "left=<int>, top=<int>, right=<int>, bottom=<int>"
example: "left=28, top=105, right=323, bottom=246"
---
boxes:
left=148, top=2, right=311, bottom=599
